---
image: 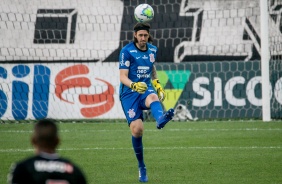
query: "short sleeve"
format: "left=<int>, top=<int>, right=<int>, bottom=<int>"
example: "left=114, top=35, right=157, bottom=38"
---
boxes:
left=119, top=48, right=131, bottom=69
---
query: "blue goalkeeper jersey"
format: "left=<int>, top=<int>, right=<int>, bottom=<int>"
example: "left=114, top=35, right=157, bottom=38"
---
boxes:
left=119, top=42, right=158, bottom=98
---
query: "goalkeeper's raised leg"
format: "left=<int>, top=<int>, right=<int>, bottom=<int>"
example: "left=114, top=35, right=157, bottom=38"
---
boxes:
left=151, top=79, right=174, bottom=129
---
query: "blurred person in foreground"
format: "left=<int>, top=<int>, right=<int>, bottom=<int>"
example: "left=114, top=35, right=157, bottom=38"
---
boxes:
left=119, top=22, right=175, bottom=182
left=8, top=119, right=87, bottom=184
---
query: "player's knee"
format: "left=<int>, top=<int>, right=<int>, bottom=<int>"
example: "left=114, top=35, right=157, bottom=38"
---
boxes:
left=131, top=126, right=143, bottom=137
left=146, top=93, right=159, bottom=106
left=132, top=127, right=143, bottom=137
left=130, top=120, right=144, bottom=137
left=149, top=93, right=159, bottom=101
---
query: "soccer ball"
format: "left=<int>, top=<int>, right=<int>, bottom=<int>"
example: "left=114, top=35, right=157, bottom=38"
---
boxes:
left=134, top=4, right=154, bottom=23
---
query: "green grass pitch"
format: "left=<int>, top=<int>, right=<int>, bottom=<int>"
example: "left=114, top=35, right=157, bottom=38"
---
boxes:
left=1, top=120, right=281, bottom=184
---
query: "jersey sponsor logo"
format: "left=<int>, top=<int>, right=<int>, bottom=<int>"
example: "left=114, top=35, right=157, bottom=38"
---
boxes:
left=34, top=161, right=74, bottom=173
left=120, top=53, right=125, bottom=66
left=137, top=66, right=150, bottom=79
left=142, top=55, right=148, bottom=59
left=127, top=108, right=135, bottom=118
left=137, top=66, right=149, bottom=70
left=130, top=50, right=137, bottom=53
left=136, top=56, right=141, bottom=59
left=120, top=60, right=125, bottom=66
left=149, top=48, right=156, bottom=53
left=137, top=73, right=151, bottom=79
left=120, top=52, right=130, bottom=67
left=149, top=53, right=155, bottom=63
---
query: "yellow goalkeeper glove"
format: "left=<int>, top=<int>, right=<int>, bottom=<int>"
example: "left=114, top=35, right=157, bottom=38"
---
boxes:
left=152, top=79, right=166, bottom=102
left=130, top=82, right=148, bottom=94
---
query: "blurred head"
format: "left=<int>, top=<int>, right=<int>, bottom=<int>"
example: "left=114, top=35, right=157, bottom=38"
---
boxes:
left=31, top=119, right=59, bottom=154
left=133, top=22, right=153, bottom=48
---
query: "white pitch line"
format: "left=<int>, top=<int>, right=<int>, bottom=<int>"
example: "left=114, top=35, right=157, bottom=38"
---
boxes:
left=0, top=128, right=282, bottom=133
left=0, top=146, right=281, bottom=153
left=167, top=128, right=282, bottom=131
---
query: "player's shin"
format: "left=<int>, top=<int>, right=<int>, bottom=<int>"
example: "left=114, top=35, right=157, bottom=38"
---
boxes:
left=132, top=136, right=145, bottom=168
left=150, top=101, right=163, bottom=120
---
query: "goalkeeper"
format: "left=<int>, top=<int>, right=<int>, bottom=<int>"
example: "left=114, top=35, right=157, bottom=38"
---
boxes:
left=119, top=22, right=174, bottom=183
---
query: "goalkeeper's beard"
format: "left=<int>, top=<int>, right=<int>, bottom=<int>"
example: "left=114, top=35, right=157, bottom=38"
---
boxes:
left=137, top=41, right=146, bottom=50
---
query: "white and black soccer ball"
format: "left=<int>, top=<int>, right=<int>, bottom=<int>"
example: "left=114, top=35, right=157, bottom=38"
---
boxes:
left=134, top=4, right=154, bottom=23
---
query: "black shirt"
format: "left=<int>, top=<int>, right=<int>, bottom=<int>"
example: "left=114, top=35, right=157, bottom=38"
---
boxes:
left=8, top=152, right=87, bottom=184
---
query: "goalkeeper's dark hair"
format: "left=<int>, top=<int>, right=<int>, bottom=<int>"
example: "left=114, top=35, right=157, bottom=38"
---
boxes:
left=133, top=22, right=154, bottom=43
left=32, top=119, right=59, bottom=149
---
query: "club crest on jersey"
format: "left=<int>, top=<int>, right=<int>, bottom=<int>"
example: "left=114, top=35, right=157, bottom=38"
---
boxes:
left=127, top=108, right=136, bottom=118
left=149, top=53, right=155, bottom=63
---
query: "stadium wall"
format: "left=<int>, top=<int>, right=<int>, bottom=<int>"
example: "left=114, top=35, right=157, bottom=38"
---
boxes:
left=1, top=61, right=281, bottom=120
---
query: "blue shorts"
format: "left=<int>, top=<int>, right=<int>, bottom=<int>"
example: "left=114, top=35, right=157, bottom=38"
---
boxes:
left=120, top=86, right=156, bottom=125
